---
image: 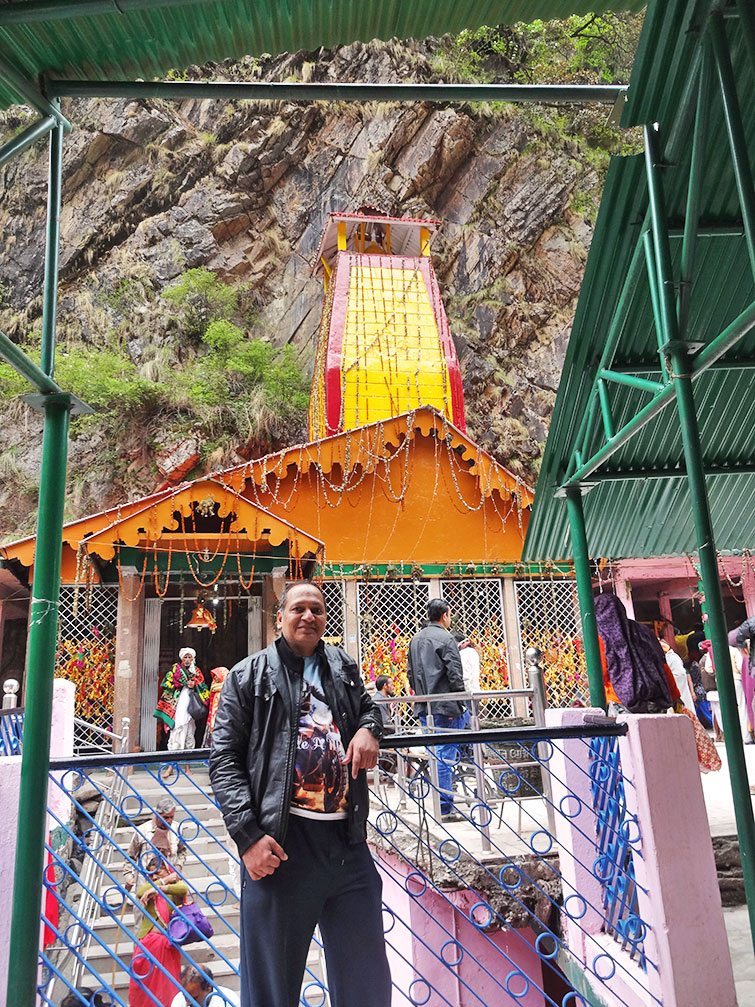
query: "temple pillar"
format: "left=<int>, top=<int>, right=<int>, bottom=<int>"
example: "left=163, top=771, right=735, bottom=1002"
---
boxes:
left=743, top=564, right=755, bottom=620
left=658, top=592, right=676, bottom=648
left=612, top=569, right=636, bottom=620
left=113, top=569, right=145, bottom=753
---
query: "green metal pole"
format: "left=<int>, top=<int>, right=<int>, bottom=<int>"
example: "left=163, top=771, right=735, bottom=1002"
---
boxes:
left=0, top=114, right=56, bottom=169
left=597, top=368, right=664, bottom=394
left=0, top=0, right=199, bottom=23
left=679, top=39, right=711, bottom=340
left=40, top=119, right=63, bottom=377
left=6, top=398, right=71, bottom=1007
left=564, top=487, right=607, bottom=711
left=0, top=329, right=63, bottom=394
left=0, top=54, right=71, bottom=130
left=710, top=10, right=755, bottom=282
left=596, top=379, right=614, bottom=440
left=734, top=0, right=755, bottom=132
left=644, top=121, right=755, bottom=954
left=50, top=79, right=626, bottom=104
left=669, top=345, right=755, bottom=954
left=6, top=116, right=70, bottom=1007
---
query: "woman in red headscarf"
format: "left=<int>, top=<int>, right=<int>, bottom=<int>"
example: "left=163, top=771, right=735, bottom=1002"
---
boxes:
left=206, top=666, right=230, bottom=743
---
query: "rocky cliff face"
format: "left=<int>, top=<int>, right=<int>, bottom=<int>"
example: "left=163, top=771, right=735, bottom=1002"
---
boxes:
left=0, top=36, right=615, bottom=538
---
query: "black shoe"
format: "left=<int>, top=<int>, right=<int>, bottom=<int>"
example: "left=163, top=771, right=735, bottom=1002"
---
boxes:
left=441, top=811, right=463, bottom=823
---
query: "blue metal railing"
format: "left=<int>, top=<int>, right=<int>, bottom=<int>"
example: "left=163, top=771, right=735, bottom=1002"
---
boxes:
left=37, top=723, right=659, bottom=1007
left=0, top=706, right=24, bottom=755
left=589, top=735, right=647, bottom=967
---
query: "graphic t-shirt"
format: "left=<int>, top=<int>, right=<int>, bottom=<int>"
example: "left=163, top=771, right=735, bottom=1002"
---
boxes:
left=290, top=655, right=349, bottom=819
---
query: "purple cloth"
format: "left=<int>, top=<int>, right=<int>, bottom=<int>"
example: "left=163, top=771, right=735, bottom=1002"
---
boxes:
left=594, top=594, right=674, bottom=713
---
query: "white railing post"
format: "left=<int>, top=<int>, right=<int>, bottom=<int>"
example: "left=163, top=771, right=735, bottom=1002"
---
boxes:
left=2, top=679, right=19, bottom=709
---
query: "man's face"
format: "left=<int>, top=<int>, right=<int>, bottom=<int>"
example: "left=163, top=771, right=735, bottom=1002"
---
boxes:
left=277, top=584, right=327, bottom=657
left=383, top=681, right=395, bottom=697
left=183, top=980, right=206, bottom=1001
left=155, top=808, right=175, bottom=829
left=181, top=653, right=193, bottom=668
left=440, top=608, right=452, bottom=630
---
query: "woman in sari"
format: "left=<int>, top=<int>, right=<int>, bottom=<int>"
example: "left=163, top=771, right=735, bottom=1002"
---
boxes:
left=129, top=860, right=188, bottom=1007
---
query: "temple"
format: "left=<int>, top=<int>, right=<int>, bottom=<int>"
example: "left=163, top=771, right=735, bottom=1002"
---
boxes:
left=0, top=210, right=577, bottom=756
left=309, top=211, right=466, bottom=437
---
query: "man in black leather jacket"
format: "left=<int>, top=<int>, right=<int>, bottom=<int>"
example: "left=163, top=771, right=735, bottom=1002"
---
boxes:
left=209, top=580, right=391, bottom=1007
left=407, top=598, right=466, bottom=822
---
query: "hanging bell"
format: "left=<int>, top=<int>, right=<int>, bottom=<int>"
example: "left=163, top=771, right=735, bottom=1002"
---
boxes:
left=185, top=598, right=217, bottom=632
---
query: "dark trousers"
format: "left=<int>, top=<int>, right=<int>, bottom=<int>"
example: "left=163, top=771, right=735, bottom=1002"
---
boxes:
left=239, top=814, right=392, bottom=1007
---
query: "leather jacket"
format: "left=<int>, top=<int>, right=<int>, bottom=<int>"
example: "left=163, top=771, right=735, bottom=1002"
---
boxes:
left=407, top=622, right=465, bottom=718
left=209, top=637, right=382, bottom=855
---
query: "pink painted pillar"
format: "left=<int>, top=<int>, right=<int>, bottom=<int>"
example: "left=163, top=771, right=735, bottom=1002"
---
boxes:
left=657, top=592, right=676, bottom=649
left=612, top=571, right=635, bottom=620
left=617, top=713, right=736, bottom=1007
left=544, top=710, right=736, bottom=1007
left=48, top=678, right=75, bottom=828
left=743, top=563, right=755, bottom=619
left=0, top=684, right=73, bottom=1007
left=0, top=756, right=21, bottom=1007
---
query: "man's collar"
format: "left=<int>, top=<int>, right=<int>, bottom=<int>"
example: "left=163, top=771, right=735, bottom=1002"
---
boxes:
left=276, top=634, right=325, bottom=674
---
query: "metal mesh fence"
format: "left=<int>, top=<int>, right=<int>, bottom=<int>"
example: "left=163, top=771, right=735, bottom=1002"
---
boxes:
left=440, top=578, right=513, bottom=723
left=514, top=578, right=587, bottom=707
left=358, top=580, right=430, bottom=730
left=55, top=585, right=119, bottom=749
left=320, top=579, right=346, bottom=647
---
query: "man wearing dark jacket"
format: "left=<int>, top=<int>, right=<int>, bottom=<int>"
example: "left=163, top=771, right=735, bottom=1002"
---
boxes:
left=407, top=599, right=466, bottom=821
left=209, top=581, right=391, bottom=1007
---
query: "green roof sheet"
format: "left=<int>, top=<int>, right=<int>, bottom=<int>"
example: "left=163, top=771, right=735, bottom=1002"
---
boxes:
left=524, top=0, right=755, bottom=562
left=0, top=0, right=646, bottom=111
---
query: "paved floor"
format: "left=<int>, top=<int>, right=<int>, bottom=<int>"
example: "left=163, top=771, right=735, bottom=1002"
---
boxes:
left=701, top=739, right=755, bottom=1004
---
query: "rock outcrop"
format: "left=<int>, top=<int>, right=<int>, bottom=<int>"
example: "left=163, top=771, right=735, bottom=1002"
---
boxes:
left=0, top=37, right=612, bottom=536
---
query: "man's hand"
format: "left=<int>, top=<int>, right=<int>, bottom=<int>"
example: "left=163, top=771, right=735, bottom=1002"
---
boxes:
left=242, top=835, right=288, bottom=881
left=343, top=727, right=380, bottom=779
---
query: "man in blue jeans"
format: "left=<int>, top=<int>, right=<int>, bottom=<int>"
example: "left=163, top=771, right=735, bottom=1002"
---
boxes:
left=407, top=599, right=466, bottom=822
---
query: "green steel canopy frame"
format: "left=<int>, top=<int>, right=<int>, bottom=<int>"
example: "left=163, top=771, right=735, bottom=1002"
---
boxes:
left=0, top=0, right=736, bottom=1004
left=524, top=0, right=755, bottom=954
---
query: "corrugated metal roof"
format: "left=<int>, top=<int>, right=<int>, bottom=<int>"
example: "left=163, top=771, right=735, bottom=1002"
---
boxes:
left=0, top=0, right=646, bottom=111
left=524, top=0, right=755, bottom=562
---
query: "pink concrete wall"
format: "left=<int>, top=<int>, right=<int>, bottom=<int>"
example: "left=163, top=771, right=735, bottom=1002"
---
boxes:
left=618, top=713, right=736, bottom=1007
left=0, top=680, right=75, bottom=1006
left=48, top=678, right=75, bottom=828
left=376, top=850, right=545, bottom=1006
left=0, top=755, right=21, bottom=1007
left=546, top=708, right=737, bottom=1007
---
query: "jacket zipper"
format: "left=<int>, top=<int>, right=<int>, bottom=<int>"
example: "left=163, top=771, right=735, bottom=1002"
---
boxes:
left=277, top=673, right=298, bottom=844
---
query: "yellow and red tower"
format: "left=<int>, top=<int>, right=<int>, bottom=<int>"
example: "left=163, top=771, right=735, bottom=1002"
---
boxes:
left=308, top=211, right=466, bottom=438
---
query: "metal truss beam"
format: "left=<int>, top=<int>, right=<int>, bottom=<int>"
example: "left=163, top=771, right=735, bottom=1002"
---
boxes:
left=47, top=79, right=626, bottom=104
left=0, top=113, right=56, bottom=168
left=610, top=357, right=755, bottom=374
left=579, top=463, right=755, bottom=484
left=0, top=55, right=71, bottom=129
left=0, top=0, right=199, bottom=24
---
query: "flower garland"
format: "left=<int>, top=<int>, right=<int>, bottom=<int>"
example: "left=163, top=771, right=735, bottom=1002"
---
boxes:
left=56, top=630, right=115, bottom=727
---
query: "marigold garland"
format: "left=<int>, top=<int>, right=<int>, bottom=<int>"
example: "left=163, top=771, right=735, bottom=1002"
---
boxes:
left=56, top=631, right=115, bottom=728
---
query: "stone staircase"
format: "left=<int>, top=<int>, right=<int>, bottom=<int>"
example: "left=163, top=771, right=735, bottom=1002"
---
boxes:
left=74, top=764, right=329, bottom=1004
